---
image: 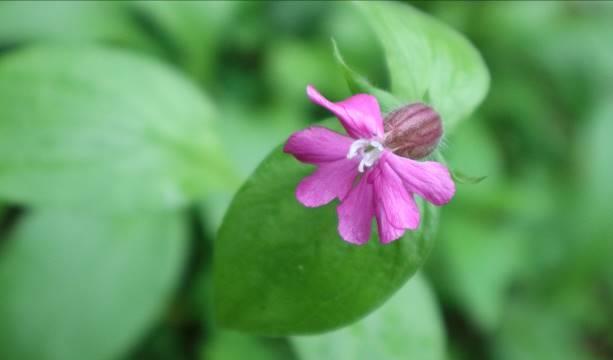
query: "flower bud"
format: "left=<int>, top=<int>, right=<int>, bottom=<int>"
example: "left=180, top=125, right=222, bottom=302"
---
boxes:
left=383, top=103, right=442, bottom=159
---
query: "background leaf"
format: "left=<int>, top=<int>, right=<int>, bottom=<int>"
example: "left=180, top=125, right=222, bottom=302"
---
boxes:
left=444, top=118, right=504, bottom=207
left=356, top=1, right=490, bottom=132
left=429, top=215, right=521, bottom=332
left=0, top=210, right=187, bottom=360
left=203, top=331, right=296, bottom=360
left=214, top=120, right=439, bottom=335
left=494, top=299, right=586, bottom=360
left=266, top=40, right=347, bottom=111
left=0, top=46, right=235, bottom=213
left=331, top=39, right=402, bottom=113
left=131, top=1, right=243, bottom=84
left=292, top=274, right=445, bottom=360
left=0, top=1, right=148, bottom=47
left=578, top=100, right=613, bottom=234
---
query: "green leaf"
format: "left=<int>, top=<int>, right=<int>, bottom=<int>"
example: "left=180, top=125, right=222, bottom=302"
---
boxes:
left=214, top=120, right=439, bottom=335
left=331, top=38, right=402, bottom=113
left=326, top=3, right=386, bottom=81
left=292, top=274, right=445, bottom=360
left=0, top=1, right=148, bottom=47
left=0, top=46, right=236, bottom=213
left=0, top=210, right=187, bottom=360
left=356, top=1, right=490, bottom=132
left=203, top=331, right=296, bottom=360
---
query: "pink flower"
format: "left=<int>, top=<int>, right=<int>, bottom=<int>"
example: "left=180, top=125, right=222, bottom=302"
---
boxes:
left=284, top=85, right=455, bottom=245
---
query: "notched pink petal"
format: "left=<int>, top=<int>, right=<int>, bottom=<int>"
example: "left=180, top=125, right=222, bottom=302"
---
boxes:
left=386, top=153, right=456, bottom=206
left=375, top=211, right=406, bottom=244
left=284, top=126, right=353, bottom=164
left=296, top=158, right=358, bottom=208
left=306, top=85, right=384, bottom=139
left=373, top=160, right=421, bottom=231
left=337, top=174, right=374, bottom=245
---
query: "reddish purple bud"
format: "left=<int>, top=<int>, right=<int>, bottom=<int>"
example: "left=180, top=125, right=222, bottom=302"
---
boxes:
left=383, top=103, right=443, bottom=159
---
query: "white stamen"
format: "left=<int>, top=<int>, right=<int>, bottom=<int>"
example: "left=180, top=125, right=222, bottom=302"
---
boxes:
left=347, top=139, right=369, bottom=159
left=347, top=139, right=384, bottom=173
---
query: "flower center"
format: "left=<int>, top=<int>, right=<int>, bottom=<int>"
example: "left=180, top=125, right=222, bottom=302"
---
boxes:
left=347, top=139, right=384, bottom=173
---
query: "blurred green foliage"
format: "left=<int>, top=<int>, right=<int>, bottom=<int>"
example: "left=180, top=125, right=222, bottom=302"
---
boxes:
left=0, top=1, right=611, bottom=360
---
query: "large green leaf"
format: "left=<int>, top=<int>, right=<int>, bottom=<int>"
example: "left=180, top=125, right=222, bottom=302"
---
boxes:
left=356, top=1, right=489, bottom=132
left=214, top=120, right=439, bottom=335
left=292, top=274, right=445, bottom=360
left=0, top=210, right=187, bottom=360
left=0, top=46, right=235, bottom=213
left=0, top=1, right=148, bottom=47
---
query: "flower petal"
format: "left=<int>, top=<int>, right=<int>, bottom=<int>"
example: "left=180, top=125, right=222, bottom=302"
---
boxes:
left=337, top=174, right=374, bottom=245
left=307, top=85, right=384, bottom=139
left=296, top=158, right=358, bottom=207
left=385, top=152, right=456, bottom=206
left=375, top=208, right=406, bottom=244
left=373, top=160, right=421, bottom=230
left=284, top=126, right=353, bottom=164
